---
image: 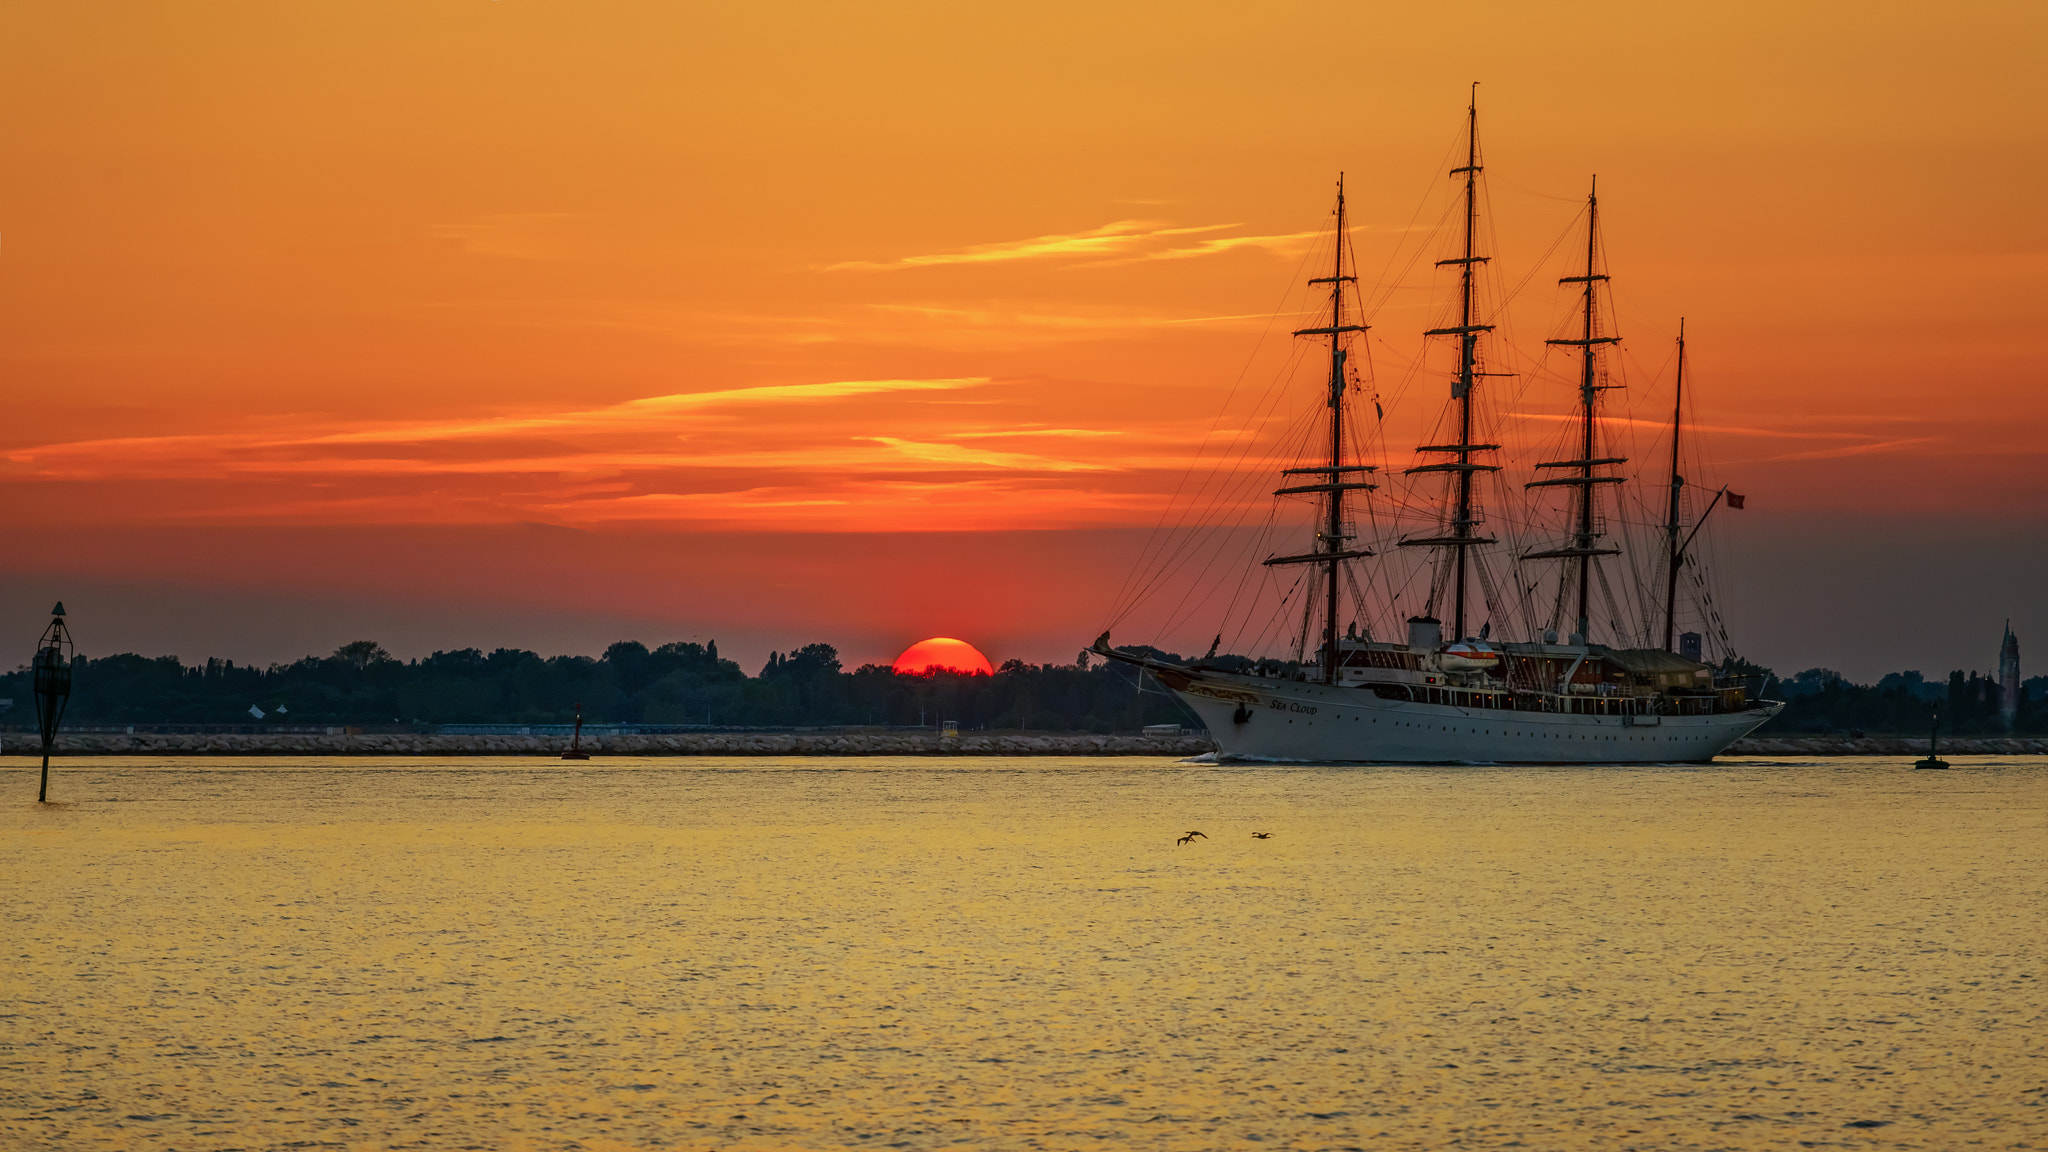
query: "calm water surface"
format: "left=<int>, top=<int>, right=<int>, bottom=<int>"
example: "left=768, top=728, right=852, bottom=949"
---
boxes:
left=2, top=755, right=2043, bottom=1151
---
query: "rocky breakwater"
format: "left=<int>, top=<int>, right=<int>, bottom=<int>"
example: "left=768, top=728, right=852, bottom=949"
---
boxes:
left=14, top=732, right=1222, bottom=757
left=1727, top=735, right=2048, bottom=756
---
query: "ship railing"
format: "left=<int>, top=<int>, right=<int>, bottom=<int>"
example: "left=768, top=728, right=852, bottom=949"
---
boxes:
left=1528, top=691, right=1689, bottom=718
left=1505, top=689, right=1719, bottom=717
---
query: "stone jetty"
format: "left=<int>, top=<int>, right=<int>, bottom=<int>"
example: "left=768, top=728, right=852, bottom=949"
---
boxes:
left=4, top=732, right=2042, bottom=757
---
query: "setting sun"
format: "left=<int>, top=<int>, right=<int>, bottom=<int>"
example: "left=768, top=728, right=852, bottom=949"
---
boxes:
left=892, top=637, right=994, bottom=676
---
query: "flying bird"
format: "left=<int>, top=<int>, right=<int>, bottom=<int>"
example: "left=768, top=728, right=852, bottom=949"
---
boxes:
left=1176, top=830, right=1207, bottom=846
left=1251, top=832, right=1271, bottom=839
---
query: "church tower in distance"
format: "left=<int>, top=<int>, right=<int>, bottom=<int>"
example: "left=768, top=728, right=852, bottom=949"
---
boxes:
left=1998, top=622, right=2021, bottom=729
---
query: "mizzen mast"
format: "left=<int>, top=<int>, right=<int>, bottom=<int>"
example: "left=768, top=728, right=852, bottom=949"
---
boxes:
left=1526, top=179, right=1624, bottom=644
left=1263, top=175, right=1373, bottom=684
left=1400, top=86, right=1501, bottom=642
left=1661, top=319, right=1686, bottom=651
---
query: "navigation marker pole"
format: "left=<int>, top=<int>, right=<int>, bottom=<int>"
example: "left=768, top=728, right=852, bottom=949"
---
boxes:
left=562, top=701, right=591, bottom=760
left=32, top=603, right=74, bottom=803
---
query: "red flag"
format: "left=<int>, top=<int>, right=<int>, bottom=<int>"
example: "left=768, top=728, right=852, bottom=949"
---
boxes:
left=1726, top=491, right=1746, bottom=510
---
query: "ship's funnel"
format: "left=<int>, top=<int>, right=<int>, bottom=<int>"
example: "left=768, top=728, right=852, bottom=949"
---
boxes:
left=1406, top=616, right=1442, bottom=650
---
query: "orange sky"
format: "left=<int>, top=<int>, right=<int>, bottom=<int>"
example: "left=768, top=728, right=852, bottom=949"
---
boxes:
left=0, top=2, right=2042, bottom=677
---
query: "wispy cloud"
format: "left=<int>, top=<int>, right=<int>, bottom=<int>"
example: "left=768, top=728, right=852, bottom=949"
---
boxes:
left=1506, top=410, right=1943, bottom=465
left=0, top=372, right=1193, bottom=530
left=948, top=428, right=1120, bottom=439
left=531, top=478, right=1163, bottom=529
left=1507, top=411, right=1881, bottom=442
left=430, top=213, right=587, bottom=261
left=6, top=378, right=1002, bottom=476
left=827, top=220, right=1239, bottom=271
left=1165, top=310, right=1316, bottom=325
left=534, top=490, right=856, bottom=520
left=866, top=304, right=1143, bottom=332
left=2, top=378, right=1142, bottom=491
left=863, top=303, right=1280, bottom=339
left=1732, top=437, right=1938, bottom=464
left=305, top=378, right=991, bottom=445
left=1088, top=230, right=1320, bottom=266
left=863, top=437, right=1111, bottom=472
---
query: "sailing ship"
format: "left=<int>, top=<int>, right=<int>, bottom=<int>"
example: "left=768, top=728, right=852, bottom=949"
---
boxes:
left=1092, top=94, right=1781, bottom=763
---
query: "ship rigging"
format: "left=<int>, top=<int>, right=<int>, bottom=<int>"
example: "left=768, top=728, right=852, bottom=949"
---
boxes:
left=1089, top=93, right=1780, bottom=763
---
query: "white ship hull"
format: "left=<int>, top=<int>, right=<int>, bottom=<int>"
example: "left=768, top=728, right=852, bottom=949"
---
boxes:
left=1163, top=667, right=1780, bottom=764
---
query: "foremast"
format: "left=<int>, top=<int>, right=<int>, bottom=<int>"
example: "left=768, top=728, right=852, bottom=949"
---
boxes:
left=1400, top=87, right=1501, bottom=642
left=1263, top=176, right=1372, bottom=684
left=1526, top=180, right=1624, bottom=643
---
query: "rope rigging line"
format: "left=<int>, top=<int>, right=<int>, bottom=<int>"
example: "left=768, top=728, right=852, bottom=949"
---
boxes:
left=1292, top=566, right=1318, bottom=664
left=1105, top=334, right=1319, bottom=631
left=1100, top=217, right=1331, bottom=631
left=1593, top=557, right=1632, bottom=649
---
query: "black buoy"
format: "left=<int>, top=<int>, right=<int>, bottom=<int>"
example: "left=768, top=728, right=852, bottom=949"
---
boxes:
left=32, top=603, right=75, bottom=802
left=1912, top=705, right=1949, bottom=770
left=561, top=701, right=591, bottom=760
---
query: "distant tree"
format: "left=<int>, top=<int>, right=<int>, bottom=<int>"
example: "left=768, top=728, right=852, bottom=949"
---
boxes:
left=334, top=640, right=393, bottom=671
left=605, top=641, right=654, bottom=694
left=421, top=648, right=487, bottom=672
left=1875, top=670, right=1942, bottom=701
left=634, top=641, right=745, bottom=726
left=1781, top=668, right=1845, bottom=699
left=766, top=643, right=842, bottom=679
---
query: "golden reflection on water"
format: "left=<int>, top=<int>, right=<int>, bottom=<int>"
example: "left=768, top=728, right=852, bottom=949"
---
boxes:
left=2, top=755, right=2043, bottom=1151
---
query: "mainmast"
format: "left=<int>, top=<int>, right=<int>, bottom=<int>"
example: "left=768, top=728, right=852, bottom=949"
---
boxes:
left=1264, top=176, right=1372, bottom=684
left=1662, top=320, right=1686, bottom=651
left=1400, top=86, right=1500, bottom=641
left=1526, top=179, right=1623, bottom=644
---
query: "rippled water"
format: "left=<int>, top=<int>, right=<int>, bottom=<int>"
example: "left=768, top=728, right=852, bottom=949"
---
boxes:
left=3, top=755, right=2043, bottom=1151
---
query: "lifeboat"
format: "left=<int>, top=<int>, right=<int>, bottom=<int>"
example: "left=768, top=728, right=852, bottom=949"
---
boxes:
left=1437, top=642, right=1501, bottom=671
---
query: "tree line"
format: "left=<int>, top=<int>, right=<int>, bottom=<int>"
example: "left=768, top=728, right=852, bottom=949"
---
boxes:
left=1, top=640, right=1195, bottom=732
left=1747, top=663, right=2044, bottom=736
left=2, top=639, right=2038, bottom=734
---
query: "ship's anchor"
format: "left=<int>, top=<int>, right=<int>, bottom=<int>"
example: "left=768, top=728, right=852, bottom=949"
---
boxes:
left=1232, top=703, right=1253, bottom=725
